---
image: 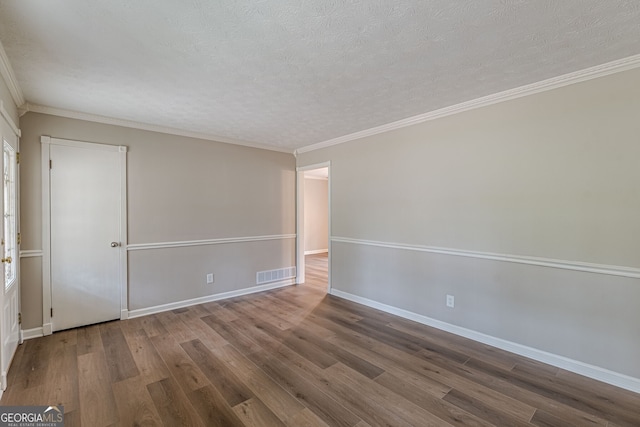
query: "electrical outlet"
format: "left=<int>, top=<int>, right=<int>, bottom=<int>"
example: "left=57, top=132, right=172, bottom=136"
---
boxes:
left=446, top=294, right=455, bottom=308
left=206, top=273, right=214, bottom=284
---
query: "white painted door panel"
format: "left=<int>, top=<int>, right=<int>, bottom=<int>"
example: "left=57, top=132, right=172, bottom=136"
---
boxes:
left=50, top=144, right=121, bottom=331
left=0, top=115, right=20, bottom=390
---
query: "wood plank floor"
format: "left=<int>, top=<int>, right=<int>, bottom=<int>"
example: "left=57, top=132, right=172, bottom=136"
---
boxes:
left=2, top=254, right=638, bottom=426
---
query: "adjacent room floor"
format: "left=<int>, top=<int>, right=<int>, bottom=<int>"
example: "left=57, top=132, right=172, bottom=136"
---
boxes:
left=304, top=252, right=329, bottom=293
left=1, top=260, right=638, bottom=426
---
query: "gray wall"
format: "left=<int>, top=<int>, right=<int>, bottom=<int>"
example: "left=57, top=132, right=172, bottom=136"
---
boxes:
left=304, top=177, right=328, bottom=253
left=20, top=112, right=296, bottom=327
left=297, top=68, right=640, bottom=378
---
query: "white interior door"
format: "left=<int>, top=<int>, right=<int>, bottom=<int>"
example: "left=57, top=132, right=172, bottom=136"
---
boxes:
left=0, top=115, right=20, bottom=390
left=49, top=141, right=124, bottom=331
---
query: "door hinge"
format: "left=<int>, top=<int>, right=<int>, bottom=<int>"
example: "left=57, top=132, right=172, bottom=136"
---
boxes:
left=49, top=159, right=52, bottom=169
left=17, top=232, right=21, bottom=245
left=51, top=308, right=53, bottom=317
left=16, top=152, right=20, bottom=164
left=18, top=312, right=21, bottom=325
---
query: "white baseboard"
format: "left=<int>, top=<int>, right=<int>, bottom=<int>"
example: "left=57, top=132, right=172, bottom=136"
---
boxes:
left=330, top=289, right=640, bottom=394
left=305, top=249, right=328, bottom=255
left=21, top=327, right=44, bottom=341
left=127, top=279, right=296, bottom=319
left=23, top=280, right=295, bottom=339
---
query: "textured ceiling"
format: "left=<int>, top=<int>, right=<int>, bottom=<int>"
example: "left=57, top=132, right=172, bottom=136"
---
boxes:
left=1, top=1, right=640, bottom=151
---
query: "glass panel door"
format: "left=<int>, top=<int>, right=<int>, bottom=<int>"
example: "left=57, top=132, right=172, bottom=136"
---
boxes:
left=1, top=116, right=20, bottom=391
left=3, top=140, right=16, bottom=290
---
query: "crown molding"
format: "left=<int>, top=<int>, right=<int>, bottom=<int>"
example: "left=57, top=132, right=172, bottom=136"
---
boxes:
left=0, top=40, right=25, bottom=107
left=22, top=103, right=293, bottom=153
left=295, top=53, right=640, bottom=155
left=9, top=49, right=640, bottom=155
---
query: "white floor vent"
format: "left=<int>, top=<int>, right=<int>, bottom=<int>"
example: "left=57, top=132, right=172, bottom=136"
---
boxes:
left=256, top=266, right=296, bottom=285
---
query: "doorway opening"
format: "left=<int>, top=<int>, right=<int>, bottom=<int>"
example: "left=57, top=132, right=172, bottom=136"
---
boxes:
left=296, top=163, right=330, bottom=293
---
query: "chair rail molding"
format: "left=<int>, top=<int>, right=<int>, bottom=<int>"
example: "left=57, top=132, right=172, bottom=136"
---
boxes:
left=332, top=236, right=640, bottom=279
left=126, top=234, right=296, bottom=251
left=19, top=250, right=43, bottom=258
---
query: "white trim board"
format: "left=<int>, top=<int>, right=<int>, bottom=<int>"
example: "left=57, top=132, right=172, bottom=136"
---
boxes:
left=296, top=53, right=640, bottom=155
left=330, top=289, right=640, bottom=394
left=127, top=234, right=296, bottom=251
left=26, top=279, right=296, bottom=339
left=21, top=327, right=44, bottom=341
left=127, top=279, right=295, bottom=319
left=42, top=323, right=52, bottom=336
left=23, top=103, right=291, bottom=153
left=332, top=237, right=640, bottom=279
left=19, top=250, right=43, bottom=258
left=304, top=249, right=328, bottom=255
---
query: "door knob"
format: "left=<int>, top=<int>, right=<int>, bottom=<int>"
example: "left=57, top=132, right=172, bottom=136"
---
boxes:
left=1, top=256, right=11, bottom=263
left=110, top=242, right=120, bottom=248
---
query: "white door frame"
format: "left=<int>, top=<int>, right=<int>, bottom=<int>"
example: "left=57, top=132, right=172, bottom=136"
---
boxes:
left=296, top=162, right=331, bottom=292
left=0, top=101, right=21, bottom=394
left=41, top=136, right=128, bottom=335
